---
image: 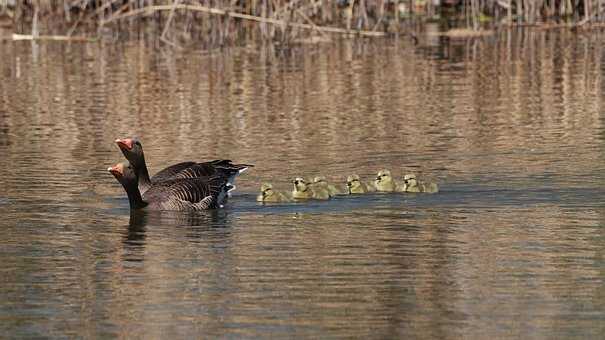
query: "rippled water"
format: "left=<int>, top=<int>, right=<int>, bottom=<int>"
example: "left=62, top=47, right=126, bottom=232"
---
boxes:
left=1, top=30, right=605, bottom=338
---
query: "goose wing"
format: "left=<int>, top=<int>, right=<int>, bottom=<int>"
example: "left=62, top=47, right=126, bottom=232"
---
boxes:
left=151, top=161, right=198, bottom=182
left=143, top=176, right=230, bottom=211
left=151, top=160, right=252, bottom=182
left=170, top=161, right=227, bottom=179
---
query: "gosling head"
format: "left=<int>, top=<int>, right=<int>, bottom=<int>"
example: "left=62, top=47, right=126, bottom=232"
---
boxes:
left=260, top=183, right=275, bottom=199
left=403, top=173, right=418, bottom=188
left=313, top=176, right=328, bottom=188
left=313, top=176, right=326, bottom=183
left=347, top=174, right=368, bottom=194
left=374, top=169, right=396, bottom=191
left=293, top=177, right=309, bottom=192
left=375, top=169, right=393, bottom=184
left=346, top=174, right=362, bottom=191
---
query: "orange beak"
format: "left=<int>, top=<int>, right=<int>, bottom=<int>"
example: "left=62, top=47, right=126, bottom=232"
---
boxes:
left=107, top=163, right=124, bottom=177
left=115, top=138, right=133, bottom=150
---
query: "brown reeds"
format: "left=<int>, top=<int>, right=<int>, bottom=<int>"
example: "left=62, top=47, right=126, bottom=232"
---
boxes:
left=3, top=0, right=605, bottom=46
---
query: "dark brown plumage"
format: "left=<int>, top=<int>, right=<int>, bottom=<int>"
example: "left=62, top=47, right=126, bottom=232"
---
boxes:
left=108, top=162, right=232, bottom=211
left=115, top=137, right=251, bottom=194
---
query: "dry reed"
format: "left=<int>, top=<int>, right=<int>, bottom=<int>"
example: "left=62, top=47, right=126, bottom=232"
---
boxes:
left=3, top=0, right=605, bottom=46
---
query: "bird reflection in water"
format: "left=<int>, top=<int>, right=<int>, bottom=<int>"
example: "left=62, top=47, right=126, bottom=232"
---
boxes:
left=125, top=209, right=233, bottom=246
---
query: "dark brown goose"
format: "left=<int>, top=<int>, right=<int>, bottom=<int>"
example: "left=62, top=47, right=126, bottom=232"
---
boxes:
left=108, top=162, right=231, bottom=211
left=115, top=137, right=252, bottom=194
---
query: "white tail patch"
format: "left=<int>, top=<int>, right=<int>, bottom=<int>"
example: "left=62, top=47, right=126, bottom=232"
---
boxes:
left=226, top=184, right=236, bottom=198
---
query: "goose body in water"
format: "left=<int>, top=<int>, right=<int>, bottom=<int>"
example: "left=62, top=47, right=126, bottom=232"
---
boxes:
left=108, top=162, right=231, bottom=211
left=115, top=137, right=251, bottom=194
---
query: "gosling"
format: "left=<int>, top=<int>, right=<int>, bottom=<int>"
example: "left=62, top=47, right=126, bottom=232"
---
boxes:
left=292, top=177, right=330, bottom=200
left=374, top=169, right=404, bottom=192
left=346, top=174, right=375, bottom=194
left=312, top=176, right=345, bottom=197
left=257, top=183, right=292, bottom=202
left=402, top=173, right=439, bottom=193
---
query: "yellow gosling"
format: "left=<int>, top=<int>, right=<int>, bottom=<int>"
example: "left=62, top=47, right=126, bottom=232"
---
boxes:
left=402, top=173, right=439, bottom=193
left=374, top=169, right=404, bottom=192
left=312, top=176, right=345, bottom=197
left=257, top=183, right=292, bottom=202
left=346, top=174, right=375, bottom=194
left=292, top=177, right=330, bottom=200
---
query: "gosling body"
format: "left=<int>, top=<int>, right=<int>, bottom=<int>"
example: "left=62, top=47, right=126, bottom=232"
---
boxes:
left=402, top=173, right=439, bottom=193
left=257, top=183, right=292, bottom=202
left=374, top=169, right=404, bottom=192
left=312, top=176, right=345, bottom=197
left=346, top=174, right=375, bottom=194
left=292, top=177, right=330, bottom=200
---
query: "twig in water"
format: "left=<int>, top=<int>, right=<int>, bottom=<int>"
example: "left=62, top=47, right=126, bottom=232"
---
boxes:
left=101, top=4, right=386, bottom=37
left=296, top=8, right=329, bottom=40
left=12, top=33, right=96, bottom=42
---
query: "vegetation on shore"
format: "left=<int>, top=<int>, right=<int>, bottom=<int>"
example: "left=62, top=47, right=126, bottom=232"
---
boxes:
left=1, top=0, right=604, bottom=46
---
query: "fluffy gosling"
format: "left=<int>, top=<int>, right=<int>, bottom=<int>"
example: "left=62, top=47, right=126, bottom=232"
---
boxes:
left=292, top=177, right=330, bottom=200
left=257, top=183, right=292, bottom=202
left=374, top=169, right=404, bottom=192
left=312, top=176, right=345, bottom=197
left=402, top=173, right=439, bottom=193
left=346, top=174, right=375, bottom=194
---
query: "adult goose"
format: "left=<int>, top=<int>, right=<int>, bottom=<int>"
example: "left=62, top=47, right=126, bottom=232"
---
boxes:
left=108, top=162, right=231, bottom=211
left=115, top=137, right=252, bottom=194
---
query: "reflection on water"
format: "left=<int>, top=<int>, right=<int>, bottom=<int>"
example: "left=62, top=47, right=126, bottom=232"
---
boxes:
left=1, top=30, right=605, bottom=338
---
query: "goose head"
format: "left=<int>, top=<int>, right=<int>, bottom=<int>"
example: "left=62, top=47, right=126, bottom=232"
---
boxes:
left=108, top=161, right=140, bottom=192
left=115, top=137, right=145, bottom=167
left=108, top=162, right=147, bottom=209
left=108, top=162, right=136, bottom=184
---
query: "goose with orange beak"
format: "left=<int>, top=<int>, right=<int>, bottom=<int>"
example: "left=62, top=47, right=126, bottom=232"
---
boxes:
left=115, top=137, right=252, bottom=195
left=108, top=161, right=231, bottom=211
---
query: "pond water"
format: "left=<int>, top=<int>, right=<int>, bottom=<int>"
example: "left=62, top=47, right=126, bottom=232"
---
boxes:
left=1, top=30, right=605, bottom=338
